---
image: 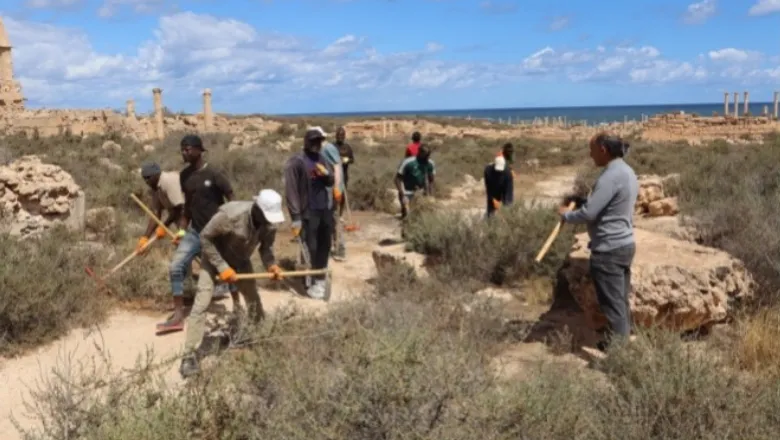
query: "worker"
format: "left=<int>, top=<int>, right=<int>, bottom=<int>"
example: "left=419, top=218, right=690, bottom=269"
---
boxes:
left=179, top=189, right=286, bottom=378
left=496, top=142, right=515, bottom=205
left=395, top=144, right=435, bottom=219
left=283, top=128, right=336, bottom=300
left=559, top=132, right=638, bottom=355
left=159, top=134, right=236, bottom=334
left=483, top=155, right=512, bottom=218
left=405, top=131, right=422, bottom=157
left=334, top=126, right=355, bottom=219
left=136, top=162, right=184, bottom=253
left=319, top=127, right=347, bottom=261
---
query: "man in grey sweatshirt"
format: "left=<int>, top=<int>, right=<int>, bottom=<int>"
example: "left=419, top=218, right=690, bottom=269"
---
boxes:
left=560, top=133, right=638, bottom=352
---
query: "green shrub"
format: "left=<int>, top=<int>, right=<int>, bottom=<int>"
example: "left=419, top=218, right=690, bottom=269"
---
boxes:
left=0, top=227, right=110, bottom=356
left=403, top=202, right=577, bottom=285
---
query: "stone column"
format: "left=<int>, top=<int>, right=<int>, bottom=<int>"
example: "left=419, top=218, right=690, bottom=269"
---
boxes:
left=202, top=88, right=213, bottom=131
left=152, top=88, right=164, bottom=139
left=733, top=92, right=739, bottom=118
left=774, top=91, right=779, bottom=119
left=764, top=105, right=769, bottom=117
left=743, top=91, right=749, bottom=115
left=723, top=92, right=729, bottom=116
left=126, top=99, right=135, bottom=119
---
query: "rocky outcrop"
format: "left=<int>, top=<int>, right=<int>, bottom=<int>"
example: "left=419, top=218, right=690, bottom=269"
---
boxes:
left=560, top=229, right=753, bottom=333
left=635, top=174, right=679, bottom=217
left=371, top=243, right=429, bottom=279
left=0, top=156, right=85, bottom=237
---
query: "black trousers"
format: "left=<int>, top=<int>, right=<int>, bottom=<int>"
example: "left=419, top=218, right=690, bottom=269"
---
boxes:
left=589, top=243, right=636, bottom=341
left=302, top=209, right=333, bottom=280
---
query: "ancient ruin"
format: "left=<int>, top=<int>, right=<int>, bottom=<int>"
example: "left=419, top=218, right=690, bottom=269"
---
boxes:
left=203, top=88, right=213, bottom=131
left=0, top=16, right=25, bottom=112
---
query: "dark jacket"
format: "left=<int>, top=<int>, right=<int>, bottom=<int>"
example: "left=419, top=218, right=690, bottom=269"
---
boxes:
left=283, top=152, right=335, bottom=222
left=484, top=164, right=512, bottom=204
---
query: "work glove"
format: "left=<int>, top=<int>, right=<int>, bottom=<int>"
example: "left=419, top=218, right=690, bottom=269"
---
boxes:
left=154, top=226, right=167, bottom=239
left=268, top=264, right=283, bottom=281
left=171, top=229, right=186, bottom=245
left=342, top=157, right=350, bottom=164
left=334, top=188, right=343, bottom=203
left=313, top=163, right=329, bottom=177
left=219, top=267, right=238, bottom=283
left=136, top=236, right=150, bottom=254
left=491, top=199, right=501, bottom=210
left=291, top=220, right=302, bottom=237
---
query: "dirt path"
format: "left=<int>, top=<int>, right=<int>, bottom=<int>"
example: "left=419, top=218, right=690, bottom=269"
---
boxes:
left=0, top=169, right=584, bottom=439
left=0, top=210, right=400, bottom=440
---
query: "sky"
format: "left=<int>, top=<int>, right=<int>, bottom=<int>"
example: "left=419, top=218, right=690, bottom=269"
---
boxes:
left=1, top=0, right=779, bottom=115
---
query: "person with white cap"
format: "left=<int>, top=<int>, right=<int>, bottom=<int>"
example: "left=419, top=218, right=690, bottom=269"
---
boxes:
left=483, top=154, right=513, bottom=218
left=179, top=189, right=286, bottom=378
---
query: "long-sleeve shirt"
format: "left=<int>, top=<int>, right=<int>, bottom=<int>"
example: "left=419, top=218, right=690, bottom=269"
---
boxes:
left=335, top=141, right=355, bottom=185
left=283, top=152, right=335, bottom=222
left=199, top=201, right=277, bottom=273
left=483, top=164, right=512, bottom=204
left=562, top=158, right=638, bottom=252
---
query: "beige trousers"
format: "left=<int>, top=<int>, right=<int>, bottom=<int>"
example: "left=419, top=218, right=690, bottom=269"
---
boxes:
left=183, top=258, right=264, bottom=354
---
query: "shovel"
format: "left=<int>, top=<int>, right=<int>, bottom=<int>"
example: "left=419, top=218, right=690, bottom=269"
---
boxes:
left=343, top=190, right=360, bottom=232
left=85, top=235, right=158, bottom=295
left=130, top=193, right=201, bottom=266
left=534, top=201, right=576, bottom=263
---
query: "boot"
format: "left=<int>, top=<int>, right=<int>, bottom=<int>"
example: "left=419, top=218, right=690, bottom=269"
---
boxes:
left=156, top=296, right=185, bottom=334
left=179, top=354, right=199, bottom=378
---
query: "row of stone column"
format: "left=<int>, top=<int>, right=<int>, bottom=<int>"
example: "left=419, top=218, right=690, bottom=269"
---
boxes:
left=125, top=88, right=214, bottom=139
left=724, top=91, right=779, bottom=118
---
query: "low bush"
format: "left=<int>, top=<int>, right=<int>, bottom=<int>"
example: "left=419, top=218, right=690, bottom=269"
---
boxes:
left=0, top=227, right=110, bottom=356
left=403, top=202, right=577, bottom=285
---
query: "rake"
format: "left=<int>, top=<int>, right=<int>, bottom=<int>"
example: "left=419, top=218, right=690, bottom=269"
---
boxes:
left=342, top=189, right=360, bottom=232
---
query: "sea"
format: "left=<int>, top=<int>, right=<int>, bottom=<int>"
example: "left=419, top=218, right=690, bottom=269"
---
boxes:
left=288, top=102, right=777, bottom=125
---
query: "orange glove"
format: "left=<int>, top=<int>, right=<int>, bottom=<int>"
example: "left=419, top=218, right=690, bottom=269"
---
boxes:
left=268, top=264, right=283, bottom=281
left=154, top=226, right=167, bottom=239
left=136, top=236, right=149, bottom=253
left=492, top=199, right=501, bottom=210
left=334, top=188, right=343, bottom=203
left=314, top=163, right=329, bottom=177
left=291, top=220, right=302, bottom=237
left=219, top=267, right=238, bottom=283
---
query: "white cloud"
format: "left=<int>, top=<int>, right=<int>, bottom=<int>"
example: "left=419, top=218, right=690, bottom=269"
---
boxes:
left=2, top=12, right=779, bottom=112
left=683, top=0, right=717, bottom=24
left=548, top=15, right=571, bottom=31
left=748, top=0, right=780, bottom=16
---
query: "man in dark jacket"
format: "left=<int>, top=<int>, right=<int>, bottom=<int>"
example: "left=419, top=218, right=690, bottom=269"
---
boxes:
left=283, top=128, right=336, bottom=300
left=484, top=155, right=513, bottom=218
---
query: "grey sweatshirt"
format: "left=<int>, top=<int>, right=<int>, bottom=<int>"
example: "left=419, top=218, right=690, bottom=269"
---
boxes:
left=562, top=158, right=638, bottom=252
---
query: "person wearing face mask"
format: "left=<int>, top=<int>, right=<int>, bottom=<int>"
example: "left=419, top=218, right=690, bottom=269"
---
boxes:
left=559, top=132, right=638, bottom=355
left=283, top=128, right=336, bottom=300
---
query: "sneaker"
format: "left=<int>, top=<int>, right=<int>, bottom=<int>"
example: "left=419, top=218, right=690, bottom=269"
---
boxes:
left=332, top=247, right=346, bottom=262
left=307, top=280, right=326, bottom=300
left=179, top=354, right=200, bottom=378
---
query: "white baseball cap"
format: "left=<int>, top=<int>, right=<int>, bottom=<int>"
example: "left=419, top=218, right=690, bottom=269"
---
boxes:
left=494, top=155, right=506, bottom=171
left=254, top=189, right=285, bottom=224
left=307, top=126, right=329, bottom=137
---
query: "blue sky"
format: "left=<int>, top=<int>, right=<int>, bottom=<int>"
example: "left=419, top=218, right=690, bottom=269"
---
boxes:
left=2, top=0, right=779, bottom=114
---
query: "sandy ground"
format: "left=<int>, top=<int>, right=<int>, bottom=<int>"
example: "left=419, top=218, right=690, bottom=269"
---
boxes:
left=0, top=170, right=582, bottom=440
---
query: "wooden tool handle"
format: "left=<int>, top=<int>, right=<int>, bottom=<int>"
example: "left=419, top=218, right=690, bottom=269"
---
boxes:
left=234, top=269, right=331, bottom=280
left=534, top=201, right=576, bottom=263
left=130, top=193, right=175, bottom=238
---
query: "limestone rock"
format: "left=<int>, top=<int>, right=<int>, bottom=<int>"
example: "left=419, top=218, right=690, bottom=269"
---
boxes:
left=647, top=197, right=679, bottom=217
left=143, top=144, right=156, bottom=152
left=85, top=207, right=117, bottom=233
left=633, top=215, right=696, bottom=241
left=560, top=229, right=753, bottom=333
left=0, top=155, right=85, bottom=237
left=371, top=243, right=429, bottom=279
left=635, top=175, right=664, bottom=214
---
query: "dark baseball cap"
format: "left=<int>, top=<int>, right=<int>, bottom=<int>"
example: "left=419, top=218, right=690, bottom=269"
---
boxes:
left=140, top=162, right=161, bottom=178
left=180, top=134, right=205, bottom=150
left=304, top=128, right=326, bottom=142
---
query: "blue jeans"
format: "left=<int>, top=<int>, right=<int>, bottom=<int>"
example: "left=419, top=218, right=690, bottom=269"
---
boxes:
left=169, top=227, right=235, bottom=297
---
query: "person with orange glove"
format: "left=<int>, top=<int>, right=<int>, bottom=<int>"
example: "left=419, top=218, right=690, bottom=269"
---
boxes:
left=283, top=128, right=336, bottom=300
left=320, top=127, right=347, bottom=262
left=179, top=189, right=286, bottom=378
left=483, top=155, right=513, bottom=218
left=136, top=162, right=185, bottom=255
